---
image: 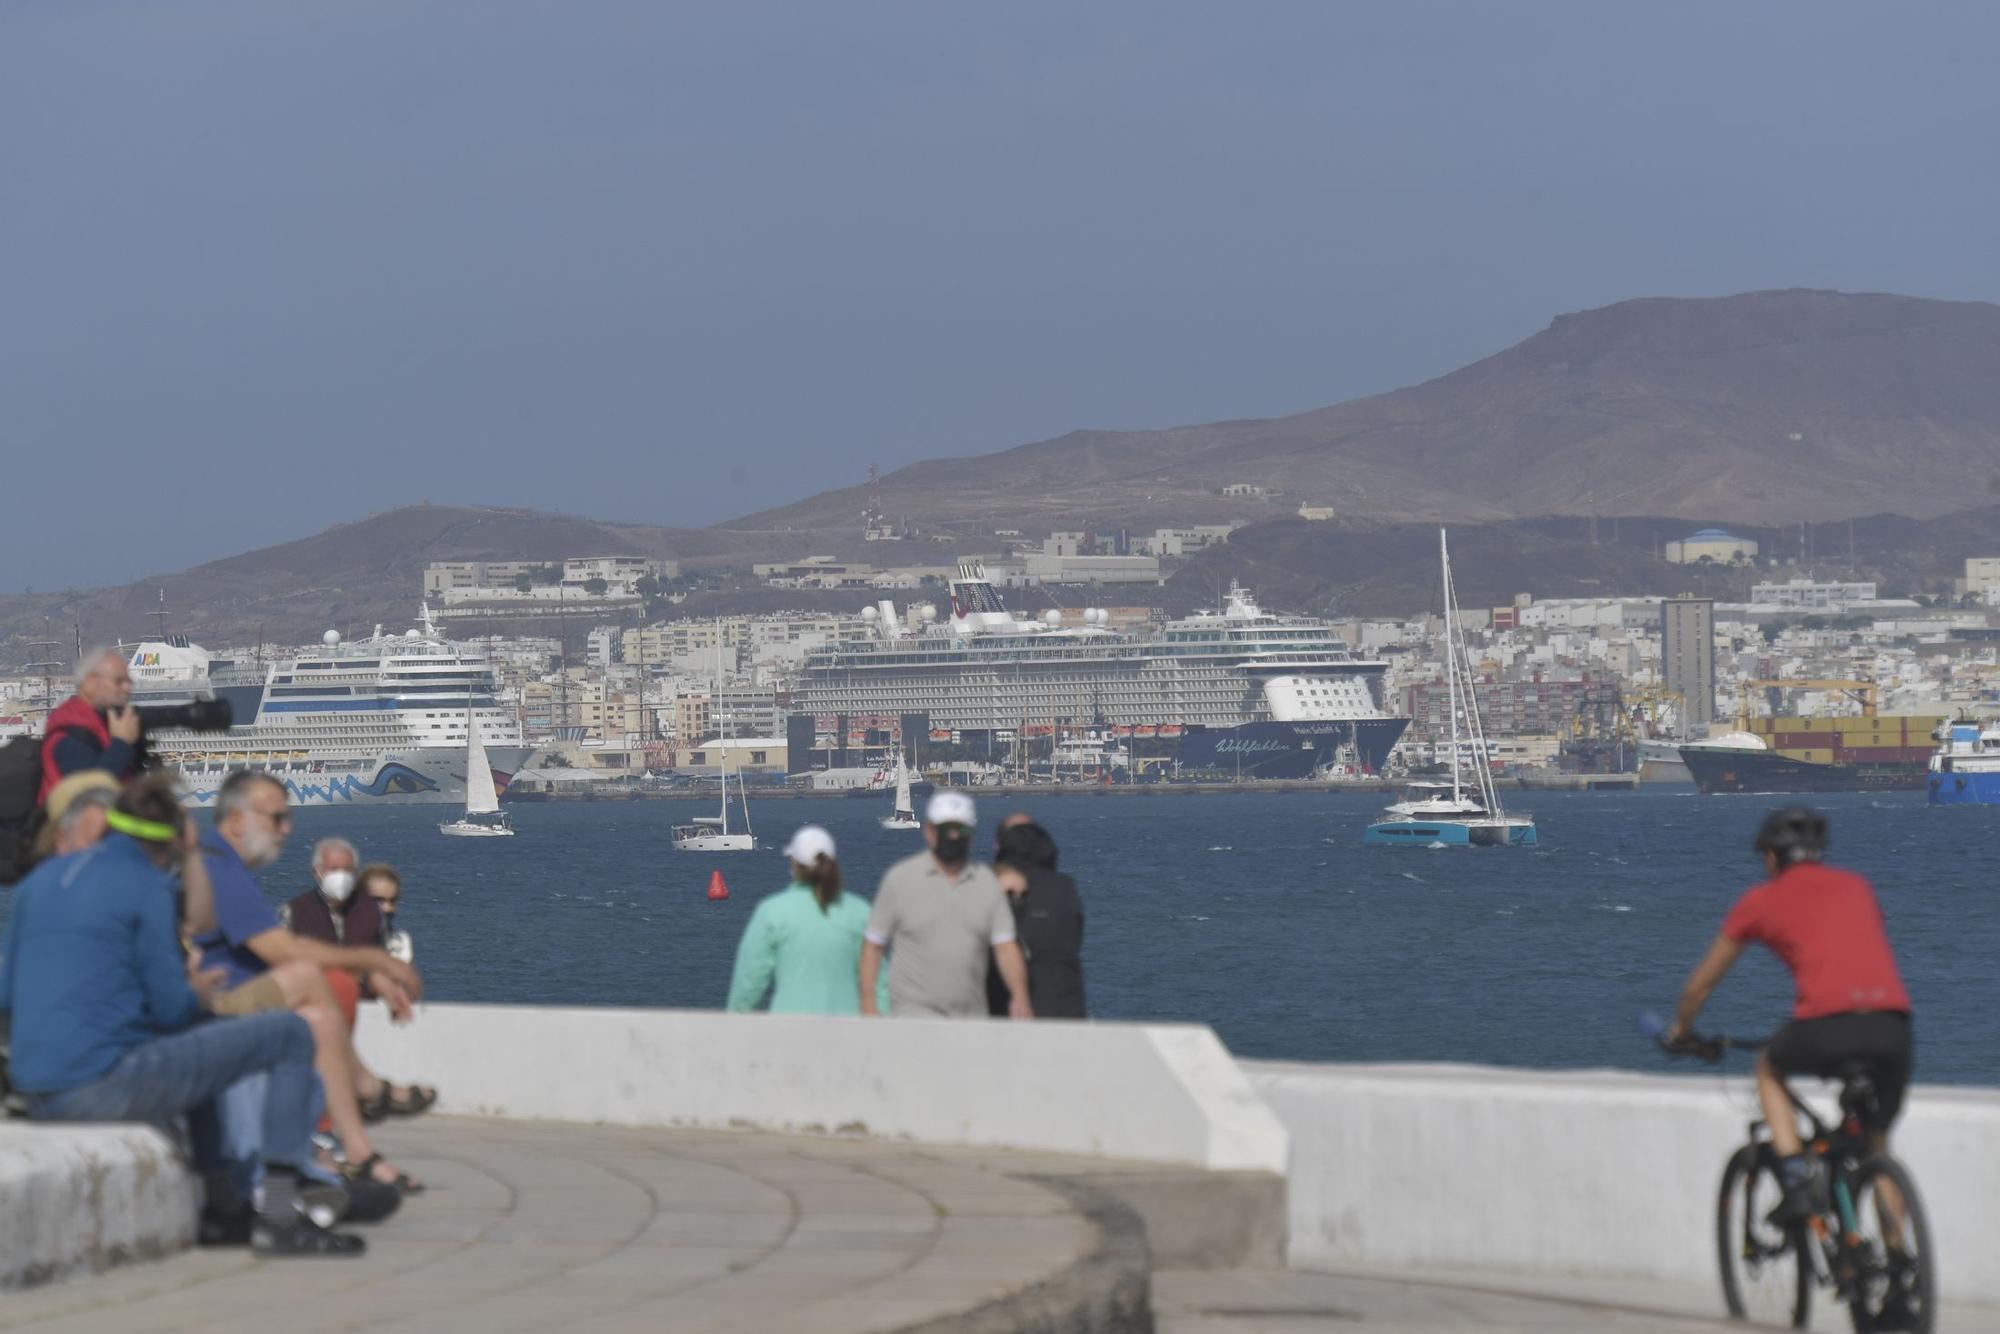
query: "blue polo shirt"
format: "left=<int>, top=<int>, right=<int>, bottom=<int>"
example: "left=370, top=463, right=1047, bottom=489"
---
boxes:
left=193, top=831, right=282, bottom=988
left=0, top=836, right=203, bottom=1093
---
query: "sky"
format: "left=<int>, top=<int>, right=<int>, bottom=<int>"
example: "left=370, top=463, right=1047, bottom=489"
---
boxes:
left=5, top=1, right=2000, bottom=591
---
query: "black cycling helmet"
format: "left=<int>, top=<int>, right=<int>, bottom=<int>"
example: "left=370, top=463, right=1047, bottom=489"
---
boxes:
left=1754, top=805, right=1828, bottom=866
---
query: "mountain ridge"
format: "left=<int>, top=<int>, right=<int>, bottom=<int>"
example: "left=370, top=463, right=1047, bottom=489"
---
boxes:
left=729, top=288, right=2000, bottom=535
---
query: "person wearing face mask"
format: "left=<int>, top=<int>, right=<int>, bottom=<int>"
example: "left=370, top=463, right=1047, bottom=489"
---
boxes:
left=282, top=838, right=385, bottom=950
left=195, top=772, right=429, bottom=1192
left=860, top=791, right=1031, bottom=1019
left=281, top=843, right=436, bottom=1120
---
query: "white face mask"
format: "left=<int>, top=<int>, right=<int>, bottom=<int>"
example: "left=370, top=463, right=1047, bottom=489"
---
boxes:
left=319, top=868, right=357, bottom=903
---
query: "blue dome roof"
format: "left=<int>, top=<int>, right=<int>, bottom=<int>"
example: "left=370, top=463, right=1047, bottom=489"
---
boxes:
left=1686, top=528, right=1747, bottom=540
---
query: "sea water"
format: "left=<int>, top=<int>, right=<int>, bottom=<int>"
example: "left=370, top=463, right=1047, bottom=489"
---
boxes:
left=200, top=786, right=2000, bottom=1085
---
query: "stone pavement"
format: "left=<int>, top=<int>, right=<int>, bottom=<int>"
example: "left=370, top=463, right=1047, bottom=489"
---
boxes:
left=7, top=1116, right=1996, bottom=1333
left=1155, top=1265, right=2000, bottom=1333
left=0, top=1117, right=1123, bottom=1334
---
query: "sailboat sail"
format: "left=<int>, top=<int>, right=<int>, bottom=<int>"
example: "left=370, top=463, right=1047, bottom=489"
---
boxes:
left=892, top=754, right=913, bottom=816
left=464, top=711, right=499, bottom=815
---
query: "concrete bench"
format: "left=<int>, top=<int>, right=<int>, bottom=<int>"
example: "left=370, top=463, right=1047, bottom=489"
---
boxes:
left=0, top=1122, right=197, bottom=1290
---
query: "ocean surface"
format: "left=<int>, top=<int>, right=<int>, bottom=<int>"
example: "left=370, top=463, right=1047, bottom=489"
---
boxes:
left=7, top=788, right=1994, bottom=1084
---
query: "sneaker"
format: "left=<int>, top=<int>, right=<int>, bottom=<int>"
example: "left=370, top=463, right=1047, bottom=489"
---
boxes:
left=1873, top=1254, right=1921, bottom=1331
left=1765, top=1156, right=1823, bottom=1227
left=251, top=1217, right=366, bottom=1257
left=298, top=1182, right=352, bottom=1231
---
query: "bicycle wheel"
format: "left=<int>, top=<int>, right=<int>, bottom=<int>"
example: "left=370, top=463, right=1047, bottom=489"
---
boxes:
left=1716, top=1143, right=1811, bottom=1327
left=1843, top=1155, right=1935, bottom=1334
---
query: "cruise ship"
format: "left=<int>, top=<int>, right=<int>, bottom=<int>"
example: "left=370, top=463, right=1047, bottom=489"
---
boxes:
left=126, top=607, right=533, bottom=807
left=793, top=566, right=1407, bottom=779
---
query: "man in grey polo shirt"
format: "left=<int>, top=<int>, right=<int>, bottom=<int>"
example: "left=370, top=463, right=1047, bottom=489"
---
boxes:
left=860, top=791, right=1033, bottom=1019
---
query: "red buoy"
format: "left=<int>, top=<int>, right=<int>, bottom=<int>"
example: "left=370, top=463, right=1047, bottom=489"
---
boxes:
left=707, top=870, right=730, bottom=901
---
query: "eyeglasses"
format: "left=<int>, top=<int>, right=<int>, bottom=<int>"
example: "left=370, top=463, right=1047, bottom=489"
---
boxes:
left=372, top=894, right=400, bottom=908
left=934, top=823, right=970, bottom=836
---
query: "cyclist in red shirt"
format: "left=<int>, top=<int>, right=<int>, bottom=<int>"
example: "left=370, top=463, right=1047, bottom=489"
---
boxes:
left=1663, top=807, right=1914, bottom=1223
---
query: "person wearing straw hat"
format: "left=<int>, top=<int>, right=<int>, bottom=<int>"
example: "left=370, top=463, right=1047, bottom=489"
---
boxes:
left=726, top=826, right=885, bottom=1015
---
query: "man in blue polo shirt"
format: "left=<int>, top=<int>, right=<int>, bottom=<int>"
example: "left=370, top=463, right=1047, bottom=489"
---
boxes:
left=195, top=770, right=426, bottom=1193
left=0, top=777, right=362, bottom=1256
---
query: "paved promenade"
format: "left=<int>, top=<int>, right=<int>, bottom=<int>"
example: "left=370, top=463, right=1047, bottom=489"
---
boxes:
left=6, top=1116, right=1996, bottom=1333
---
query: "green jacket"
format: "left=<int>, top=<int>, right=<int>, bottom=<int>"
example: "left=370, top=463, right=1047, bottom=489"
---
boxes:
left=726, top=883, right=887, bottom=1015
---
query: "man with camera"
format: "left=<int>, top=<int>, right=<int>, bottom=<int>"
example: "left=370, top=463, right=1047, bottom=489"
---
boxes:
left=37, top=649, right=143, bottom=802
left=37, top=648, right=233, bottom=807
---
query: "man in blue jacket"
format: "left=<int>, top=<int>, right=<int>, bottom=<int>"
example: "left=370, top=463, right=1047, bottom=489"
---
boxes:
left=0, top=778, right=363, bottom=1257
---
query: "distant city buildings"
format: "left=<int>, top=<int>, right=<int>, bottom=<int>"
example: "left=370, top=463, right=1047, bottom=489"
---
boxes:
left=1661, top=597, right=1718, bottom=725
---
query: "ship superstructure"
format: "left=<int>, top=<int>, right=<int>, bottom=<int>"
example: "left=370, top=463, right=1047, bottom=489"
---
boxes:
left=127, top=606, right=532, bottom=807
left=794, top=565, right=1406, bottom=777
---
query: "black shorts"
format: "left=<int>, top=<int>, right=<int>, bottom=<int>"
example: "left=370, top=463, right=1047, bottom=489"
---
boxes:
left=1766, top=1011, right=1914, bottom=1128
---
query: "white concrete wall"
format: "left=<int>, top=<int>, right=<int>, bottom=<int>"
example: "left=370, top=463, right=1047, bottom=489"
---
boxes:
left=0, top=1124, right=197, bottom=1289
left=1246, top=1061, right=2000, bottom=1307
left=356, top=1003, right=1288, bottom=1173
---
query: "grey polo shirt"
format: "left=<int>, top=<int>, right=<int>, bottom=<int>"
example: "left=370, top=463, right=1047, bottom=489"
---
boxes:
left=865, top=851, right=1015, bottom=1018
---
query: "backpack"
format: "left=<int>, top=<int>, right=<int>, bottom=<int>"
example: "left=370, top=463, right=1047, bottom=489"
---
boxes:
left=0, top=734, right=47, bottom=886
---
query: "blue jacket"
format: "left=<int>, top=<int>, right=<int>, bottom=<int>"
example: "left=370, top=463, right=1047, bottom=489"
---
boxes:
left=0, top=835, right=201, bottom=1093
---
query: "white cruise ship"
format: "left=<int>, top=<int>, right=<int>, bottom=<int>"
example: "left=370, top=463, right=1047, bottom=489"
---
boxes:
left=126, top=607, right=532, bottom=807
left=794, top=566, right=1407, bottom=779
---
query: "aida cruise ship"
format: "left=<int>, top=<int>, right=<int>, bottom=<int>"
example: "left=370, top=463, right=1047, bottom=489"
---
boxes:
left=794, top=566, right=1407, bottom=778
left=126, top=606, right=531, bottom=807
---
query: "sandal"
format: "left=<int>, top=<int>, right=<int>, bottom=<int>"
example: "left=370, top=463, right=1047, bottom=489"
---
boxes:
left=382, top=1084, right=438, bottom=1117
left=358, top=1085, right=392, bottom=1124
left=344, top=1152, right=426, bottom=1196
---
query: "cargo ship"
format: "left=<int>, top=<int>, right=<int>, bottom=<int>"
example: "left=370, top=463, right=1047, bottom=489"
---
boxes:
left=1680, top=714, right=1945, bottom=794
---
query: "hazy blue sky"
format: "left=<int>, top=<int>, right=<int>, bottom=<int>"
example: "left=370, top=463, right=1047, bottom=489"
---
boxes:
left=5, top=2, right=1999, bottom=589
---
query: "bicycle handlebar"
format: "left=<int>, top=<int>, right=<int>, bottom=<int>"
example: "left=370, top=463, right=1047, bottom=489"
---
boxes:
left=1636, top=1010, right=1767, bottom=1064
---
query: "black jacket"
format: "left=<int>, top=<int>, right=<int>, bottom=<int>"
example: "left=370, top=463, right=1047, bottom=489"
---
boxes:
left=986, top=863, right=1087, bottom=1019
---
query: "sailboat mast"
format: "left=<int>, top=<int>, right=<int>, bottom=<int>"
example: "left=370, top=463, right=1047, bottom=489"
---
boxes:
left=1441, top=529, right=1461, bottom=806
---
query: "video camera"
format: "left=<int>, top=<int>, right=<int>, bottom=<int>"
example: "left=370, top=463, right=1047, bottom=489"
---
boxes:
left=132, top=700, right=233, bottom=770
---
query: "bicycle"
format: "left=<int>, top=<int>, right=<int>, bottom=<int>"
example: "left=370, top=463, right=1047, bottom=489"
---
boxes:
left=1641, top=1015, right=1936, bottom=1333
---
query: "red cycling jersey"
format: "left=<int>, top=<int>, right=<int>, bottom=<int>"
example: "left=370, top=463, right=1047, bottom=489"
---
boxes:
left=1722, top=862, right=1911, bottom=1021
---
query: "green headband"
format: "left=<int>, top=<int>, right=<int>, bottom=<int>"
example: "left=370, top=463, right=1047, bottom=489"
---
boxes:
left=105, top=809, right=179, bottom=843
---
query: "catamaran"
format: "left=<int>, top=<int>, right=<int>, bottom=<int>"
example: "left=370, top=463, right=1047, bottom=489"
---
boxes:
left=1365, top=530, right=1537, bottom=848
left=439, top=703, right=514, bottom=837
left=881, top=751, right=920, bottom=830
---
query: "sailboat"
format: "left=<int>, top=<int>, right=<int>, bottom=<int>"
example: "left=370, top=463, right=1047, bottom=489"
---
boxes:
left=881, top=750, right=920, bottom=830
left=1364, top=530, right=1536, bottom=848
left=672, top=627, right=756, bottom=852
left=439, top=703, right=515, bottom=837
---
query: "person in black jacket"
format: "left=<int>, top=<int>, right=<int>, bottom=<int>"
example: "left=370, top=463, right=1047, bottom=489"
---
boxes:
left=984, top=819, right=1086, bottom=1019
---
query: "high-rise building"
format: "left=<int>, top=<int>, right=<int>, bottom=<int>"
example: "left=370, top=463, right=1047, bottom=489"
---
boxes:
left=1661, top=597, right=1716, bottom=726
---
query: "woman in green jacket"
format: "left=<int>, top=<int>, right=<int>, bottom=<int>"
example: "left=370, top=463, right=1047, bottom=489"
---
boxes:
left=726, top=827, right=883, bottom=1014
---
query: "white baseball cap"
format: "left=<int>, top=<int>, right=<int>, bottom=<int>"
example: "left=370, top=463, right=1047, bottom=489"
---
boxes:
left=925, top=790, right=978, bottom=827
left=782, top=825, right=836, bottom=864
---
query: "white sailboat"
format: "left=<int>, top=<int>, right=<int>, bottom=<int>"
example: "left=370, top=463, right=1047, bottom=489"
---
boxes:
left=1365, top=530, right=1537, bottom=848
left=881, top=751, right=920, bottom=830
left=672, top=749, right=756, bottom=852
left=439, top=704, right=514, bottom=837
left=673, top=628, right=755, bottom=852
